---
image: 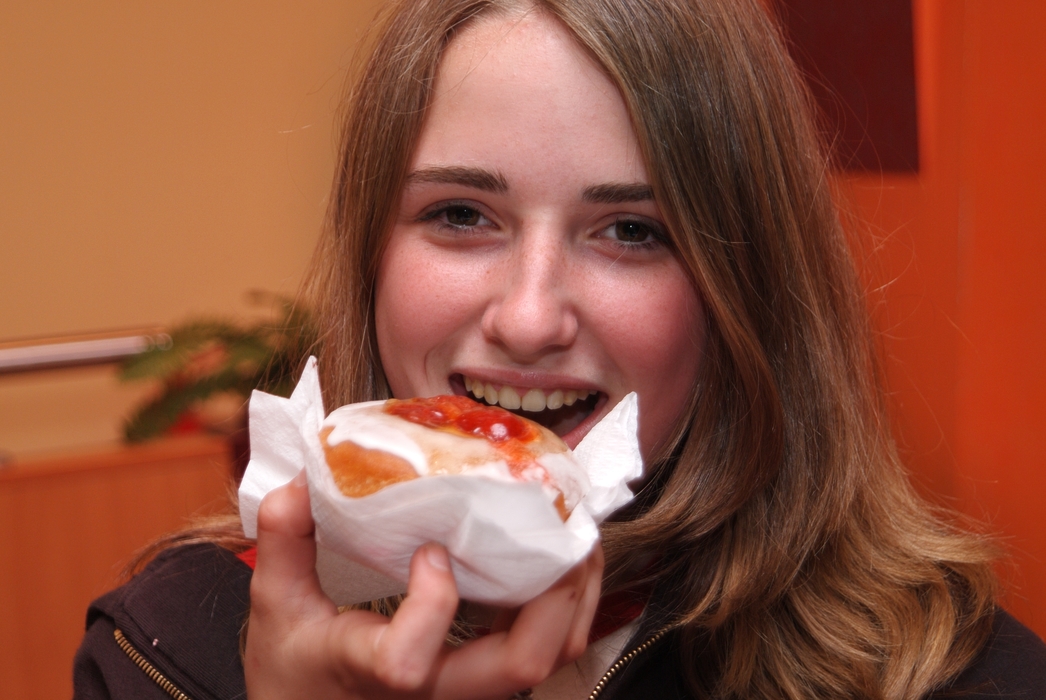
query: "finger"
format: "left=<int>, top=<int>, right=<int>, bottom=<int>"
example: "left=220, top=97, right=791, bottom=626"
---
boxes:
left=434, top=555, right=597, bottom=699
left=490, top=606, right=520, bottom=635
left=252, top=470, right=333, bottom=619
left=368, top=543, right=459, bottom=691
left=560, top=543, right=604, bottom=663
left=500, top=555, right=591, bottom=669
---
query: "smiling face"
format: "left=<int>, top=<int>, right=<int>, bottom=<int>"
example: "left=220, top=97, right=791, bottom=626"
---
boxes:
left=374, top=9, right=705, bottom=460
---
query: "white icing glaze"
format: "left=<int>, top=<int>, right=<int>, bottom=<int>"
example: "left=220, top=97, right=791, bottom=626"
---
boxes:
left=323, top=400, right=517, bottom=478
left=324, top=402, right=430, bottom=474
left=321, top=399, right=586, bottom=512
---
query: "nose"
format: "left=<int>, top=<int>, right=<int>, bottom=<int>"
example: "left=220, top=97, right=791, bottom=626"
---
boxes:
left=481, top=230, right=578, bottom=360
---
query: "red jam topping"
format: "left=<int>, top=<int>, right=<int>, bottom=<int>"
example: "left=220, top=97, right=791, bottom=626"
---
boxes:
left=384, top=395, right=543, bottom=478
left=385, top=395, right=539, bottom=443
left=384, top=395, right=569, bottom=519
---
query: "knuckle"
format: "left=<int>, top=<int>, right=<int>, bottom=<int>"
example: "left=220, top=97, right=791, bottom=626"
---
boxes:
left=427, top=583, right=459, bottom=612
left=247, top=577, right=278, bottom=615
left=503, top=656, right=554, bottom=689
left=561, top=635, right=587, bottom=663
left=372, top=652, right=428, bottom=691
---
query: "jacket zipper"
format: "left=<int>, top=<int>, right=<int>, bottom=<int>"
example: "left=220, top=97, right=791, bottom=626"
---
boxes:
left=587, top=628, right=668, bottom=700
left=114, top=623, right=663, bottom=700
left=113, top=628, right=193, bottom=700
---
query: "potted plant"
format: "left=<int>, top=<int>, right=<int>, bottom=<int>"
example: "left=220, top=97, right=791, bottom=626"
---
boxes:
left=120, top=293, right=315, bottom=480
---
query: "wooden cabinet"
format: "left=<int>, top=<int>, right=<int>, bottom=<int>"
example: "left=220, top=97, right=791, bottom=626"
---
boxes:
left=0, top=436, right=233, bottom=699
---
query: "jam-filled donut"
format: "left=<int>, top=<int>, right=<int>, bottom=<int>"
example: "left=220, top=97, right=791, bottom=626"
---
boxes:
left=320, top=395, right=584, bottom=520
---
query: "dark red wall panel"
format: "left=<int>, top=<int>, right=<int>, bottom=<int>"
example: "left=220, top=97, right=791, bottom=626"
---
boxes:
left=777, top=0, right=920, bottom=171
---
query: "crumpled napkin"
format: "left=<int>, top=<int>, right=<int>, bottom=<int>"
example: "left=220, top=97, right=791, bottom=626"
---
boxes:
left=239, top=357, right=643, bottom=606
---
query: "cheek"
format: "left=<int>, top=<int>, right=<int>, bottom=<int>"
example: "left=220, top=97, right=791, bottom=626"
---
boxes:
left=591, top=272, right=704, bottom=456
left=375, top=240, right=439, bottom=395
left=374, top=236, right=484, bottom=395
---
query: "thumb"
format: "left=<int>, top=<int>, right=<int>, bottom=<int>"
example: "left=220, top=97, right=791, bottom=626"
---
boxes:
left=251, top=470, right=333, bottom=619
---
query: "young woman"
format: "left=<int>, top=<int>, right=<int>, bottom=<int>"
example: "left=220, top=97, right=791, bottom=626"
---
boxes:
left=74, top=1, right=1046, bottom=698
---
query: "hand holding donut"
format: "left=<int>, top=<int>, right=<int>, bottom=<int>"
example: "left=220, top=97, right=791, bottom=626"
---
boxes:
left=244, top=472, right=604, bottom=700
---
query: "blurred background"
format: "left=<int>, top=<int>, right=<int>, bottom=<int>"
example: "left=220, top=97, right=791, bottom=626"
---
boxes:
left=1, top=1, right=1043, bottom=697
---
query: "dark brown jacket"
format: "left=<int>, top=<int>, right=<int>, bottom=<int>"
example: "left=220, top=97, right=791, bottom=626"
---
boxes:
left=73, top=543, right=1046, bottom=699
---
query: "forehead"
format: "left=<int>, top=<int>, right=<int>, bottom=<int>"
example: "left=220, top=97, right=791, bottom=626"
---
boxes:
left=411, top=9, right=647, bottom=186
left=438, top=9, right=606, bottom=95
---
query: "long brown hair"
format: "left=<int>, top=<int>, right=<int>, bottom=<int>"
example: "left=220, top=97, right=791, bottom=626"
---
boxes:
left=160, top=0, right=998, bottom=696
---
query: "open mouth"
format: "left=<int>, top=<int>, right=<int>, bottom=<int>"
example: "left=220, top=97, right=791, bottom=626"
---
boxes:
left=449, top=373, right=605, bottom=441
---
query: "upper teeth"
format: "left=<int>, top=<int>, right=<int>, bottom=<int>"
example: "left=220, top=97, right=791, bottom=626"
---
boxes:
left=463, top=376, right=591, bottom=412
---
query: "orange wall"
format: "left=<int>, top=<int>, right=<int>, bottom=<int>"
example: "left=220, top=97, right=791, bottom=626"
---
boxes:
left=844, top=0, right=1046, bottom=636
left=0, top=1, right=383, bottom=456
left=0, top=1, right=384, bottom=340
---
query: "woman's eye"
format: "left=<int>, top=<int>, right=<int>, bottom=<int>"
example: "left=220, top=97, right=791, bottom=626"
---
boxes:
left=420, top=204, right=491, bottom=231
left=614, top=220, right=651, bottom=243
left=601, top=219, right=664, bottom=248
left=445, top=205, right=482, bottom=227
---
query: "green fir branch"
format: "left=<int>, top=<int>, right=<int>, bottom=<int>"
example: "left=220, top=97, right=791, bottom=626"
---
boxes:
left=119, top=296, right=316, bottom=441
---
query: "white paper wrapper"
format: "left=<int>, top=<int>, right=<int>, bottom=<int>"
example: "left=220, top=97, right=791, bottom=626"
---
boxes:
left=239, top=357, right=643, bottom=606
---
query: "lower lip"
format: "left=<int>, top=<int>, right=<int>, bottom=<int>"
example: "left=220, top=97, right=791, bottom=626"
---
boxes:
left=559, top=392, right=609, bottom=449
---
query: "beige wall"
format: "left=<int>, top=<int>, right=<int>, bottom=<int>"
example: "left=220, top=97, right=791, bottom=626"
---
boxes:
left=0, top=1, right=384, bottom=457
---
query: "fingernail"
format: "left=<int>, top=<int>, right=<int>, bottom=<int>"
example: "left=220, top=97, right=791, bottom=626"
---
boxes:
left=425, top=545, right=450, bottom=572
left=292, top=468, right=307, bottom=487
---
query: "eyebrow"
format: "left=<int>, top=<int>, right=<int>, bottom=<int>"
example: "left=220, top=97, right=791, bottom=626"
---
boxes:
left=405, top=167, right=655, bottom=204
left=405, top=166, right=509, bottom=193
left=581, top=182, right=655, bottom=204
